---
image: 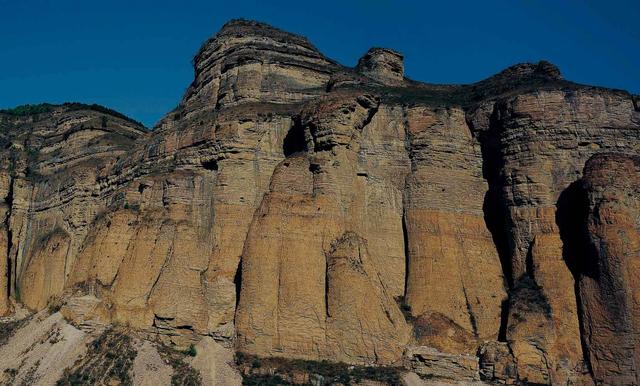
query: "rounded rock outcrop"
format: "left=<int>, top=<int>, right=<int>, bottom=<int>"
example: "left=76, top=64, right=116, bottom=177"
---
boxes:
left=356, top=48, right=404, bottom=85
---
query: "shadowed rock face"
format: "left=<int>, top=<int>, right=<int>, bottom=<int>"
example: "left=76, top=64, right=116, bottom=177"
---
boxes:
left=1, top=18, right=639, bottom=384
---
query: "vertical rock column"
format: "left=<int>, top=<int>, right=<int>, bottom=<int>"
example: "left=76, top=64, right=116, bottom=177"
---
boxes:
left=403, top=106, right=506, bottom=354
left=236, top=93, right=411, bottom=364
left=0, top=172, right=11, bottom=316
left=0, top=215, right=9, bottom=316
left=480, top=91, right=622, bottom=385
left=579, top=153, right=640, bottom=385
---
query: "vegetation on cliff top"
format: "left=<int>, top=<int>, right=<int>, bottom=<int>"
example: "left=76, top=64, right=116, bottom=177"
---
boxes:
left=0, top=102, right=145, bottom=128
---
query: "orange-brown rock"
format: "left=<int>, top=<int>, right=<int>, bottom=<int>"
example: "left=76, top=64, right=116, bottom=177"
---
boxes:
left=236, top=93, right=411, bottom=364
left=468, top=87, right=640, bottom=384
left=577, top=153, right=640, bottom=385
left=0, top=218, right=9, bottom=316
left=1, top=19, right=639, bottom=385
left=403, top=106, right=506, bottom=355
left=19, top=228, right=70, bottom=311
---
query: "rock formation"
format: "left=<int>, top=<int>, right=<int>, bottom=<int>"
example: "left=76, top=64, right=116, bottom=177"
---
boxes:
left=1, top=19, right=639, bottom=385
left=577, top=154, right=640, bottom=385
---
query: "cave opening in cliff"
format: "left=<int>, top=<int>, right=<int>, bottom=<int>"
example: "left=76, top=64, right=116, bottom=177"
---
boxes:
left=5, top=248, right=10, bottom=299
left=283, top=120, right=308, bottom=157
left=402, top=211, right=410, bottom=303
left=233, top=259, right=242, bottom=308
left=556, top=180, right=597, bottom=278
left=201, top=159, right=219, bottom=171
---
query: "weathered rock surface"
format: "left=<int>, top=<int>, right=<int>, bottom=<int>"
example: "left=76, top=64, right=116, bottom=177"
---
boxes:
left=404, top=346, right=480, bottom=382
left=0, top=311, right=91, bottom=385
left=1, top=18, right=640, bottom=385
left=188, top=337, right=242, bottom=386
left=404, top=106, right=506, bottom=355
left=235, top=95, right=411, bottom=362
left=576, top=153, right=640, bottom=385
left=356, top=48, right=405, bottom=85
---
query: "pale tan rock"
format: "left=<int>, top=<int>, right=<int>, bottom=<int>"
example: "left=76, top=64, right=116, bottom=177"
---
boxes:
left=132, top=341, right=173, bottom=386
left=467, top=88, right=640, bottom=384
left=236, top=93, right=412, bottom=364
left=326, top=232, right=410, bottom=364
left=0, top=312, right=90, bottom=386
left=235, top=156, right=335, bottom=360
left=187, top=337, right=242, bottom=386
left=67, top=210, right=139, bottom=287
left=19, top=229, right=70, bottom=311
left=403, top=371, right=491, bottom=386
left=404, top=346, right=480, bottom=382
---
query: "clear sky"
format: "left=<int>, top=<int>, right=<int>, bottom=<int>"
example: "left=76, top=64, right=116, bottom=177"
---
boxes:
left=1, top=0, right=638, bottom=127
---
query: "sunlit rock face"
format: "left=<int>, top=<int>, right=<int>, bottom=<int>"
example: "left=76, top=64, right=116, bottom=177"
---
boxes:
left=2, top=18, right=639, bottom=385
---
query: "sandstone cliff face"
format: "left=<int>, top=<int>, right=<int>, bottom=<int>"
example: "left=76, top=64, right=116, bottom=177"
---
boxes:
left=0, top=104, right=145, bottom=318
left=2, top=19, right=640, bottom=385
left=577, top=154, right=640, bottom=385
left=403, top=106, right=505, bottom=355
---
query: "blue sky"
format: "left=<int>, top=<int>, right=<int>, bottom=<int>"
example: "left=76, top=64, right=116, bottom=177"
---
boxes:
left=1, top=0, right=638, bottom=127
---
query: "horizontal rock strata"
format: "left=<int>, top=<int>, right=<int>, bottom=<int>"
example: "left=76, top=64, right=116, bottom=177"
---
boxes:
left=1, top=18, right=639, bottom=385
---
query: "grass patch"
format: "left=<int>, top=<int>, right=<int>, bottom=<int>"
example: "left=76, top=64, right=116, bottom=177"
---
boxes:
left=242, top=373, right=291, bottom=386
left=0, top=102, right=144, bottom=128
left=333, top=61, right=632, bottom=112
left=236, top=352, right=403, bottom=386
left=156, top=344, right=202, bottom=386
left=0, top=103, right=56, bottom=116
left=0, top=316, right=31, bottom=346
left=56, top=327, right=137, bottom=386
left=3, top=368, right=18, bottom=384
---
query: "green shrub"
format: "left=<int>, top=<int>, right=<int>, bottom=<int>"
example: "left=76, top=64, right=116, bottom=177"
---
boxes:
left=185, top=344, right=197, bottom=357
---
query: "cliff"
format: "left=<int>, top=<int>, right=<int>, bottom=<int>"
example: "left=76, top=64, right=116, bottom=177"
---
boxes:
left=1, top=19, right=639, bottom=385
